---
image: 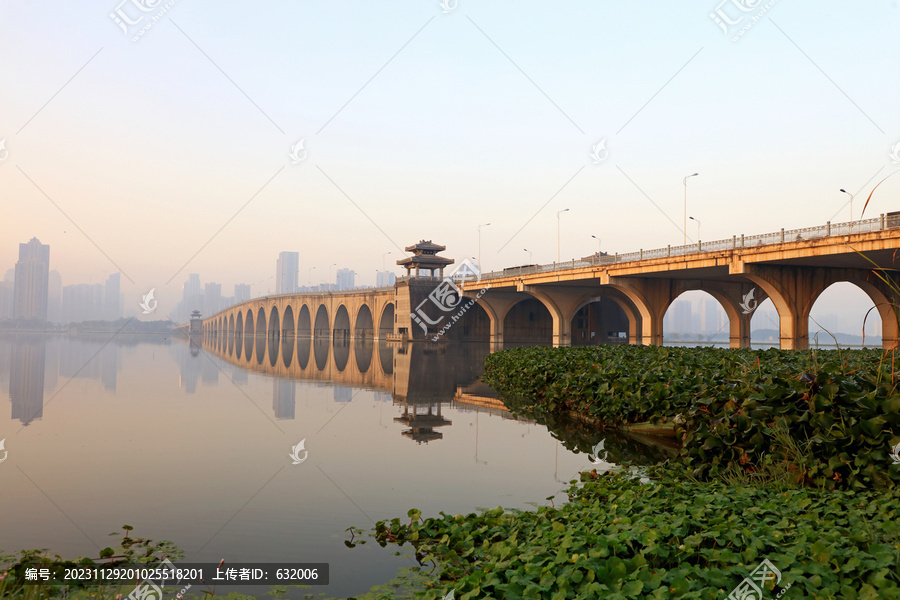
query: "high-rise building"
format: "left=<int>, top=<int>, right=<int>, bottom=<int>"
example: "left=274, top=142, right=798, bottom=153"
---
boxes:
left=47, top=270, right=62, bottom=323
left=234, top=283, right=251, bottom=303
left=203, top=282, right=222, bottom=316
left=376, top=271, right=396, bottom=287
left=104, top=273, right=121, bottom=321
left=0, top=270, right=14, bottom=319
left=13, top=237, right=50, bottom=320
left=182, top=274, right=202, bottom=320
left=276, top=252, right=299, bottom=294
left=672, top=300, right=692, bottom=334
left=61, top=283, right=104, bottom=322
left=336, top=268, right=355, bottom=291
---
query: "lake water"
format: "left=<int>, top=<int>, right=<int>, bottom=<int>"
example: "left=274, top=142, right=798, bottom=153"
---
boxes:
left=0, top=334, right=602, bottom=598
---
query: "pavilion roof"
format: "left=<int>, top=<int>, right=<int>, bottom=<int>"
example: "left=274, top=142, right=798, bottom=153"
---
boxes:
left=404, top=240, right=446, bottom=253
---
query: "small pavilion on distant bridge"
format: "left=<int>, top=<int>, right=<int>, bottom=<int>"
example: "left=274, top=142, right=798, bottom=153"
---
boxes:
left=397, top=240, right=454, bottom=277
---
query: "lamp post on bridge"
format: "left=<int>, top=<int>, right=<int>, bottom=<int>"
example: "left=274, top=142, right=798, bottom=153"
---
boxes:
left=382, top=251, right=391, bottom=273
left=840, top=188, right=853, bottom=233
left=591, top=235, right=601, bottom=254
left=557, top=208, right=569, bottom=263
left=683, top=173, right=699, bottom=246
left=689, top=216, right=701, bottom=243
left=328, top=263, right=337, bottom=291
left=524, top=248, right=532, bottom=263
left=477, top=223, right=491, bottom=274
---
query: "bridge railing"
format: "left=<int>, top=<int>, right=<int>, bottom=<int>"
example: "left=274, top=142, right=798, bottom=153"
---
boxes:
left=477, top=216, right=889, bottom=281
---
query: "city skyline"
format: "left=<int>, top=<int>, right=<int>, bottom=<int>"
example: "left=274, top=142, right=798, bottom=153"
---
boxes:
left=0, top=234, right=886, bottom=335
left=2, top=3, right=898, bottom=323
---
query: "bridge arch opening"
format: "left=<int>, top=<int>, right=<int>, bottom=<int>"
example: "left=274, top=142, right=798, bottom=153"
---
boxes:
left=749, top=298, right=780, bottom=347
left=268, top=307, right=280, bottom=367
left=355, top=305, right=374, bottom=339
left=379, top=303, right=394, bottom=337
left=808, top=282, right=883, bottom=347
left=228, top=314, right=235, bottom=356
left=235, top=311, right=244, bottom=359
left=662, top=290, right=729, bottom=345
left=334, top=305, right=351, bottom=343
left=314, top=305, right=330, bottom=339
left=298, top=305, right=311, bottom=337
left=244, top=310, right=255, bottom=360
left=282, top=306, right=295, bottom=367
left=439, top=298, right=490, bottom=341
left=568, top=295, right=631, bottom=346
left=503, top=298, right=552, bottom=345
left=255, top=308, right=267, bottom=365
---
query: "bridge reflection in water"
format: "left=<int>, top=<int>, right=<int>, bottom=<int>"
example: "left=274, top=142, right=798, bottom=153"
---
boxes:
left=197, top=332, right=529, bottom=442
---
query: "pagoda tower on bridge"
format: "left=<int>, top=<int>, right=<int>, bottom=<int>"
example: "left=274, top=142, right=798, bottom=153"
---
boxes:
left=397, top=240, right=454, bottom=278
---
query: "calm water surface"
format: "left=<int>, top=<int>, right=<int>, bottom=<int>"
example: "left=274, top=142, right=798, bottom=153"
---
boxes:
left=0, top=334, right=600, bottom=598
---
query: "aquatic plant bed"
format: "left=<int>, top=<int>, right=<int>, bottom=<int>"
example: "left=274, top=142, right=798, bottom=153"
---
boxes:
left=482, top=346, right=900, bottom=489
left=376, top=473, right=900, bottom=599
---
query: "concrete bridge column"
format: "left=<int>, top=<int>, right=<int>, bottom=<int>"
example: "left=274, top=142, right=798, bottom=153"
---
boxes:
left=473, top=292, right=525, bottom=351
left=607, top=278, right=665, bottom=346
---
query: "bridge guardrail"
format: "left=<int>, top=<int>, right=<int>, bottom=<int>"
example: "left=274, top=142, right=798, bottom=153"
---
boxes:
left=477, top=216, right=888, bottom=281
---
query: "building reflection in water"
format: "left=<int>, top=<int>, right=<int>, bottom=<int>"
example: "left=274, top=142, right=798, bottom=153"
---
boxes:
left=3, top=334, right=172, bottom=426
left=9, top=337, right=46, bottom=426
left=273, top=380, right=295, bottom=419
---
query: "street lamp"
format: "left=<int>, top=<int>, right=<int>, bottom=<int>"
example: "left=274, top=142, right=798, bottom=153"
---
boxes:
left=557, top=208, right=570, bottom=263
left=382, top=251, right=391, bottom=273
left=683, top=173, right=699, bottom=246
left=524, top=248, right=532, bottom=263
left=591, top=235, right=601, bottom=254
left=689, top=216, right=701, bottom=242
left=328, top=263, right=337, bottom=290
left=477, top=223, right=491, bottom=273
left=840, top=188, right=853, bottom=232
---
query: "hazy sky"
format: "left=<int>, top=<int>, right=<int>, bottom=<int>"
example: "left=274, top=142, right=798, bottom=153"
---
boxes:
left=1, top=1, right=899, bottom=320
